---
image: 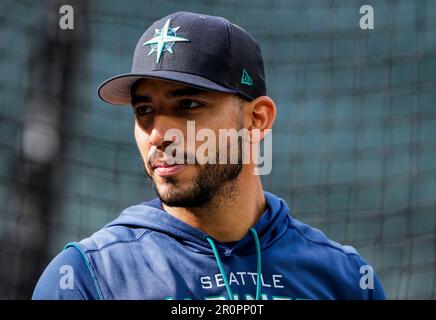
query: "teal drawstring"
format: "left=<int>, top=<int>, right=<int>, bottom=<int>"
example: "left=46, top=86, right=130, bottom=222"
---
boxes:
left=206, top=227, right=262, bottom=300
left=206, top=236, right=234, bottom=299
left=251, top=228, right=262, bottom=300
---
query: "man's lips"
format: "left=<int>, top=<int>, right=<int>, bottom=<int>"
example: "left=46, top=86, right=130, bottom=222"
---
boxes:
left=151, top=158, right=184, bottom=169
left=150, top=159, right=187, bottom=177
left=153, top=164, right=186, bottom=177
left=149, top=151, right=189, bottom=177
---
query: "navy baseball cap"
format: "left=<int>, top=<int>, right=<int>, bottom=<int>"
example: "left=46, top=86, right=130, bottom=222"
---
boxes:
left=98, top=11, right=266, bottom=105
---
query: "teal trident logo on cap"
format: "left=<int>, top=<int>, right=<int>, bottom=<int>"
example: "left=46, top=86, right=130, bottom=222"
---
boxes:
left=143, top=18, right=189, bottom=63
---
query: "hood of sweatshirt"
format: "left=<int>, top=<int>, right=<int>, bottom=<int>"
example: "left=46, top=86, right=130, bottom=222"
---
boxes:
left=104, top=191, right=290, bottom=257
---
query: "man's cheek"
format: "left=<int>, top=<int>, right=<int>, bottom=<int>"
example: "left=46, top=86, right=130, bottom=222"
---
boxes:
left=134, top=128, right=151, bottom=169
left=134, top=124, right=150, bottom=149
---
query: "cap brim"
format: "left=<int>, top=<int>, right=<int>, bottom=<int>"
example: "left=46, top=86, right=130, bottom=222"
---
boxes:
left=98, top=71, right=237, bottom=105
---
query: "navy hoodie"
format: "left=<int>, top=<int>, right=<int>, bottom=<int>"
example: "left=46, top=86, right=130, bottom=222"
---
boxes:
left=32, top=191, right=386, bottom=300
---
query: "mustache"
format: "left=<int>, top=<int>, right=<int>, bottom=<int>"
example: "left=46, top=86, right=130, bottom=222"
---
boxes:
left=146, top=147, right=194, bottom=170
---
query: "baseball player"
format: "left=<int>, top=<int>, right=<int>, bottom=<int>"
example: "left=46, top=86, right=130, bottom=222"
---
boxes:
left=32, top=11, right=386, bottom=300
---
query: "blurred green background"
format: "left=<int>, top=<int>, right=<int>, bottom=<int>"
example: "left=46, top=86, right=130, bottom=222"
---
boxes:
left=0, top=0, right=435, bottom=299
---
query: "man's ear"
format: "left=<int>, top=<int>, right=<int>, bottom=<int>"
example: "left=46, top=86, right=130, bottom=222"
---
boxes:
left=246, top=96, right=276, bottom=143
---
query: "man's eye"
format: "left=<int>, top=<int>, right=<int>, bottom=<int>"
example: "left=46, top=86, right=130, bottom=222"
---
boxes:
left=135, top=106, right=153, bottom=116
left=180, top=100, right=202, bottom=109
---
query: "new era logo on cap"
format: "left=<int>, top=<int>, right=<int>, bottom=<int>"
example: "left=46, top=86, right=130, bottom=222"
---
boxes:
left=98, top=11, right=266, bottom=105
left=241, top=69, right=253, bottom=86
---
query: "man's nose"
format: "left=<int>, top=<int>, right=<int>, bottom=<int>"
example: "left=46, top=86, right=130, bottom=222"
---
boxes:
left=148, top=115, right=180, bottom=148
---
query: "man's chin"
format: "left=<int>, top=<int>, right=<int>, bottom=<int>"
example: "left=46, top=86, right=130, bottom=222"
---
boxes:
left=153, top=181, right=211, bottom=208
left=151, top=172, right=189, bottom=186
left=154, top=181, right=180, bottom=195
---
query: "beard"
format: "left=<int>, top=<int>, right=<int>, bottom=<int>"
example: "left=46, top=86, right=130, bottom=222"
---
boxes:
left=142, top=114, right=244, bottom=208
left=150, top=159, right=242, bottom=208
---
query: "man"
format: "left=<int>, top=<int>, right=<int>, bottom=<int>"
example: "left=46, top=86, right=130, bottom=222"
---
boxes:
left=33, top=11, right=385, bottom=300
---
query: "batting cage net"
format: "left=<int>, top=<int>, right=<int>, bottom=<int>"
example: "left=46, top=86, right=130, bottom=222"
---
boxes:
left=0, top=0, right=434, bottom=299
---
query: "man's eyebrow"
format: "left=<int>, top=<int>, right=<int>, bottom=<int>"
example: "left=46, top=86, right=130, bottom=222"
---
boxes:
left=167, top=87, right=210, bottom=98
left=131, top=95, right=152, bottom=106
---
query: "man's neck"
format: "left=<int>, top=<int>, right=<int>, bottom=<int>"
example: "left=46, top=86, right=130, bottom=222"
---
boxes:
left=162, top=169, right=266, bottom=242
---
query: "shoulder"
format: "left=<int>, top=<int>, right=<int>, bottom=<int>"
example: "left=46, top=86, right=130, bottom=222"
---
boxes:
left=32, top=202, right=158, bottom=300
left=288, top=216, right=366, bottom=272
left=289, top=217, right=360, bottom=256
left=32, top=247, right=100, bottom=300
left=288, top=217, right=386, bottom=299
left=76, top=203, right=155, bottom=253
